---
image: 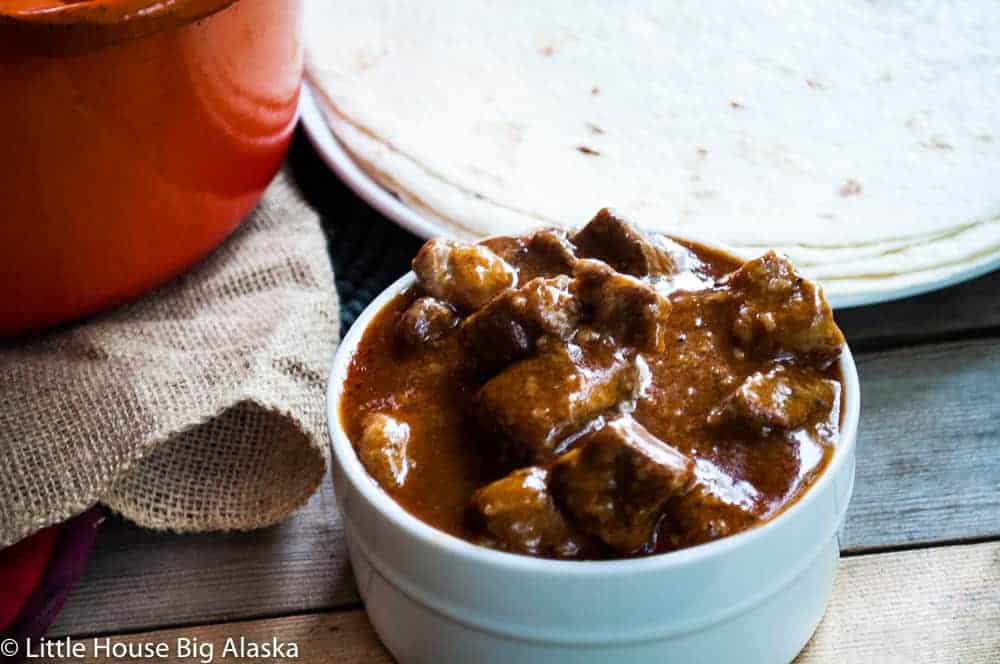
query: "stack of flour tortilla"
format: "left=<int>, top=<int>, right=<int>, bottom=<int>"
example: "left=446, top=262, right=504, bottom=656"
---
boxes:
left=305, top=0, right=1000, bottom=303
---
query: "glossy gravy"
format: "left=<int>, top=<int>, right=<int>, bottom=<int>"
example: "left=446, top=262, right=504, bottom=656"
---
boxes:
left=341, top=216, right=844, bottom=559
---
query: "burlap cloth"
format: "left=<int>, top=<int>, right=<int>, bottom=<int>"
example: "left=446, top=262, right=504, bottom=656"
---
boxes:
left=0, top=167, right=339, bottom=548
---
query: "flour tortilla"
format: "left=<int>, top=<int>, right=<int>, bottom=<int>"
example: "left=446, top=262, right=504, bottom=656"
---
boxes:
left=305, top=0, right=1000, bottom=288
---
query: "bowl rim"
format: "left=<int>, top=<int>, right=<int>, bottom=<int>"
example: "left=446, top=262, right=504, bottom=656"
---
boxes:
left=327, top=270, right=861, bottom=576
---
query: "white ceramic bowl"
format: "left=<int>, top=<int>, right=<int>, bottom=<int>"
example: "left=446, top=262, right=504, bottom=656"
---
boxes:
left=327, top=272, right=861, bottom=664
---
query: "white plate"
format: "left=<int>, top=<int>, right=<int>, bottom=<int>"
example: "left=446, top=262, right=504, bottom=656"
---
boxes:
left=300, top=84, right=447, bottom=241
left=300, top=83, right=1000, bottom=309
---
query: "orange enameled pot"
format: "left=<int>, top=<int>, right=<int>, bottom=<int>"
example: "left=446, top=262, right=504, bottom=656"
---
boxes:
left=0, top=0, right=304, bottom=337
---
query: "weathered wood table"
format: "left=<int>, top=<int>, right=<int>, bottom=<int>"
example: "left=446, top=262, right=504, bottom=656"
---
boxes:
left=46, top=135, right=1000, bottom=662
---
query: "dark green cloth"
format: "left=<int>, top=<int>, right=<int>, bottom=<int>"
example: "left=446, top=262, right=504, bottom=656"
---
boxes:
left=289, top=130, right=424, bottom=337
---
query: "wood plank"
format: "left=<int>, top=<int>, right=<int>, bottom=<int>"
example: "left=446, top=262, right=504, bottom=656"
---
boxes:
left=835, top=269, right=1000, bottom=350
left=46, top=542, right=999, bottom=663
left=48, top=469, right=357, bottom=638
left=39, top=612, right=389, bottom=664
left=843, top=338, right=1000, bottom=552
left=51, top=339, right=1000, bottom=636
left=797, top=541, right=1000, bottom=663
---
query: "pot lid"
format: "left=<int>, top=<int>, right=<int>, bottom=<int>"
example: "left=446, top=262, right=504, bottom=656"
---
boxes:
left=1, top=0, right=237, bottom=55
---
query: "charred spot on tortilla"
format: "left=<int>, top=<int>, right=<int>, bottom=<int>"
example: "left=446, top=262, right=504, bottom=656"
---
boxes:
left=839, top=179, right=863, bottom=197
left=922, top=138, right=955, bottom=151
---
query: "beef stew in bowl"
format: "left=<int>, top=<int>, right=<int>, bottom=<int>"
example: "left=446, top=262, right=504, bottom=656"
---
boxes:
left=340, top=210, right=846, bottom=560
left=326, top=214, right=859, bottom=663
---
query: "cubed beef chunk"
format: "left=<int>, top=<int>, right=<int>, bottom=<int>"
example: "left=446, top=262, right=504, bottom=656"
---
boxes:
left=412, top=239, right=516, bottom=312
left=460, top=275, right=580, bottom=373
left=525, top=229, right=578, bottom=276
left=481, top=230, right=577, bottom=280
left=573, top=259, right=671, bottom=352
left=550, top=416, right=695, bottom=552
left=472, top=467, right=584, bottom=557
left=477, top=342, right=649, bottom=463
left=572, top=209, right=675, bottom=277
left=708, top=364, right=840, bottom=434
left=665, top=480, right=758, bottom=547
left=358, top=414, right=412, bottom=490
left=722, top=252, right=844, bottom=367
left=397, top=297, right=459, bottom=346
left=661, top=456, right=764, bottom=548
left=478, top=236, right=526, bottom=267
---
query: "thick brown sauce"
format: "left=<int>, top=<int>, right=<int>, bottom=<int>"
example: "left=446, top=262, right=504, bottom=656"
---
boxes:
left=341, top=238, right=841, bottom=559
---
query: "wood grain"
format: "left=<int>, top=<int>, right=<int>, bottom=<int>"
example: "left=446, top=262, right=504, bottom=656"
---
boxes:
left=835, top=269, right=1000, bottom=350
left=45, top=542, right=998, bottom=663
left=796, top=541, right=1000, bottom=663
left=49, top=470, right=357, bottom=638
left=42, top=612, right=388, bottom=663
left=843, top=338, right=1000, bottom=553
left=51, top=340, right=1000, bottom=636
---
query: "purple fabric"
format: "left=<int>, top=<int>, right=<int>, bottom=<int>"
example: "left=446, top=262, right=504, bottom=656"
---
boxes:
left=2, top=507, right=102, bottom=663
